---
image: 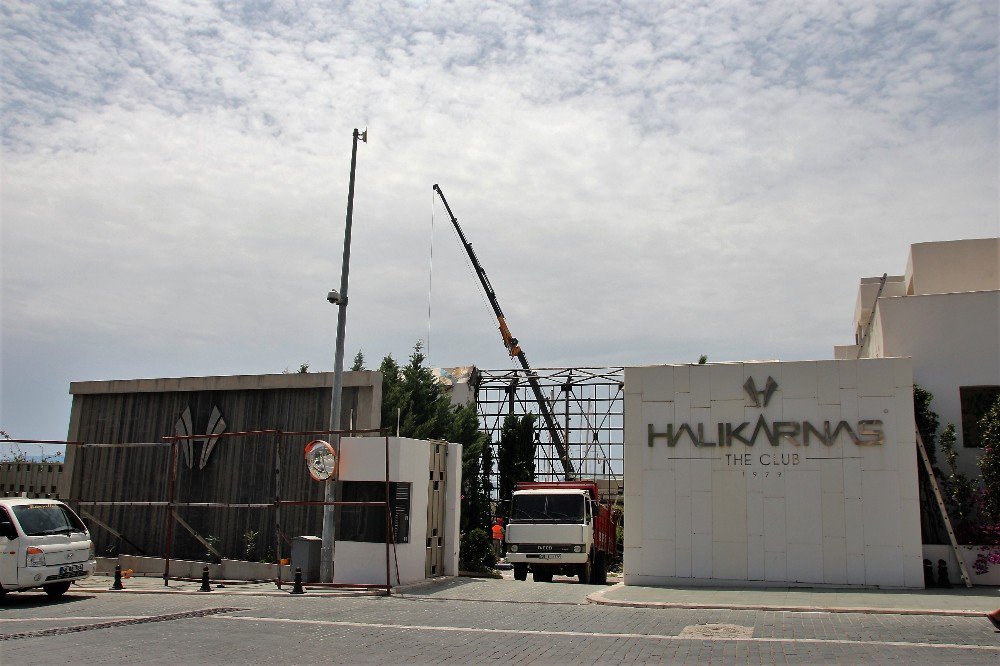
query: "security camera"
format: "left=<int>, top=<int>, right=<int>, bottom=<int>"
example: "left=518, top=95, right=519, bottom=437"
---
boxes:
left=327, top=290, right=341, bottom=305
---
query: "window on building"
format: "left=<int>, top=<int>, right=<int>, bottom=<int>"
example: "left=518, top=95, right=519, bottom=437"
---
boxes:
left=960, top=386, right=1000, bottom=448
left=336, top=481, right=410, bottom=543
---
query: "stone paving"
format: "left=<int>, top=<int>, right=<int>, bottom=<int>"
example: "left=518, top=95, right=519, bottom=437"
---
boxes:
left=61, top=572, right=1000, bottom=628
left=3, top=575, right=999, bottom=663
left=592, top=581, right=1000, bottom=615
left=77, top=571, right=1000, bottom=615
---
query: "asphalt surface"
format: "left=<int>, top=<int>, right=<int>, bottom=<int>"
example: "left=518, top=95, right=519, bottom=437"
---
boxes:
left=3, top=576, right=1000, bottom=664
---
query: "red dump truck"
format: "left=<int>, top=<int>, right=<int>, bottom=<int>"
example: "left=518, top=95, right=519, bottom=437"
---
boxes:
left=504, top=481, right=616, bottom=584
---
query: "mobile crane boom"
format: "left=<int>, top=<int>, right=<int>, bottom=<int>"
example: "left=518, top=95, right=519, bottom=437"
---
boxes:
left=433, top=184, right=575, bottom=480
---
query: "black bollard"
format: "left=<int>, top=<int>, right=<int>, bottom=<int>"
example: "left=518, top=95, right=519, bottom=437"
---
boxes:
left=199, top=565, right=212, bottom=592
left=937, top=559, right=950, bottom=588
left=291, top=567, right=305, bottom=595
left=922, top=559, right=935, bottom=588
left=110, top=564, right=125, bottom=590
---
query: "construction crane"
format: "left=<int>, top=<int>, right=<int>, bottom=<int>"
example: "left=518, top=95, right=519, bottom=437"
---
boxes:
left=433, top=184, right=575, bottom=480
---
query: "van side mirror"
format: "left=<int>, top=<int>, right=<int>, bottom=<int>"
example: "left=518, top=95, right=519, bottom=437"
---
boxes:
left=0, top=521, right=17, bottom=540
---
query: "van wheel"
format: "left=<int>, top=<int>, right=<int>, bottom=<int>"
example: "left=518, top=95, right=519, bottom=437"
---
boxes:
left=513, top=564, right=528, bottom=581
left=43, top=582, right=71, bottom=597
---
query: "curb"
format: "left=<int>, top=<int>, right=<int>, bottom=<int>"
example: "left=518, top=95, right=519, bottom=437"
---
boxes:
left=72, top=586, right=384, bottom=598
left=586, top=583, right=993, bottom=618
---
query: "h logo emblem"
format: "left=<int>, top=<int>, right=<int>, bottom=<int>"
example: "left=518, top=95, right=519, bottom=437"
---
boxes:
left=173, top=406, right=227, bottom=469
left=743, top=376, right=779, bottom=408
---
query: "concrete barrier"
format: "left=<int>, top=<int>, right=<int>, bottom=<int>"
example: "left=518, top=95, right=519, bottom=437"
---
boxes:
left=110, top=554, right=288, bottom=581
left=119, top=554, right=222, bottom=579
left=221, top=558, right=291, bottom=581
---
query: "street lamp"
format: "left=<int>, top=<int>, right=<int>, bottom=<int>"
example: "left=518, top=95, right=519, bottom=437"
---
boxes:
left=321, top=127, right=367, bottom=583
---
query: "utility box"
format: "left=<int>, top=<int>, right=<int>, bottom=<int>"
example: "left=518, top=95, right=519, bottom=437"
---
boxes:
left=291, top=535, right=322, bottom=583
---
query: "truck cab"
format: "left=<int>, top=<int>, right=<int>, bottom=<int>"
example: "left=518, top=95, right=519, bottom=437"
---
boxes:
left=0, top=498, right=96, bottom=597
left=504, top=481, right=612, bottom=584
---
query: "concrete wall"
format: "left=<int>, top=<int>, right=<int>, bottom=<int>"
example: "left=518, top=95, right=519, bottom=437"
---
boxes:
left=838, top=238, right=1000, bottom=477
left=1, top=461, right=64, bottom=499
left=443, top=442, right=462, bottom=576
left=852, top=276, right=905, bottom=342
left=334, top=437, right=460, bottom=586
left=876, top=290, right=1000, bottom=475
left=624, top=359, right=922, bottom=588
left=905, top=238, right=1000, bottom=296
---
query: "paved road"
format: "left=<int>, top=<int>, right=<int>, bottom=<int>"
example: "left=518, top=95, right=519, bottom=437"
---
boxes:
left=3, top=577, right=999, bottom=664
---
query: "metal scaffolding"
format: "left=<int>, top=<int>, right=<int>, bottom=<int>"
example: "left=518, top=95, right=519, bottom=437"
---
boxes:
left=474, top=367, right=624, bottom=491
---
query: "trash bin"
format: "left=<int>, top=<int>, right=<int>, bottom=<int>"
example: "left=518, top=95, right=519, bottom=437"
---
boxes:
left=291, top=536, right=322, bottom=583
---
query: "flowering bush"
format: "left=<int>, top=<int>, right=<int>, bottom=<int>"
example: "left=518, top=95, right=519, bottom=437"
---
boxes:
left=977, top=396, right=1000, bottom=524
left=969, top=396, right=1000, bottom=574
left=973, top=547, right=1000, bottom=575
left=918, top=389, right=1000, bottom=575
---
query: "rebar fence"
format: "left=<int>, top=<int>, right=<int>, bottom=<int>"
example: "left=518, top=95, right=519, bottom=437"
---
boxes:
left=27, top=430, right=399, bottom=593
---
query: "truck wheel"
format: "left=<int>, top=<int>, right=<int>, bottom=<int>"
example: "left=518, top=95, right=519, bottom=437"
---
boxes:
left=43, top=582, right=71, bottom=597
left=532, top=570, right=552, bottom=582
left=579, top=558, right=593, bottom=584
left=513, top=564, right=528, bottom=581
left=594, top=553, right=607, bottom=585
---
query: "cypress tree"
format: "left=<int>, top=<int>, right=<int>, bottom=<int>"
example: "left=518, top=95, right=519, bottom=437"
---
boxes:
left=498, top=413, right=537, bottom=504
left=378, top=342, right=494, bottom=570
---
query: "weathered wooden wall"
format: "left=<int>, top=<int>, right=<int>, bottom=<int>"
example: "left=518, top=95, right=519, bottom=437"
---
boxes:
left=63, top=372, right=381, bottom=562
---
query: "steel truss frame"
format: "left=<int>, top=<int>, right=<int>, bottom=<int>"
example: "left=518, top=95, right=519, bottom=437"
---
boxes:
left=474, top=367, right=624, bottom=492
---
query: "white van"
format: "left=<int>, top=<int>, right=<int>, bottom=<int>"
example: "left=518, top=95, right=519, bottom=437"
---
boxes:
left=0, top=498, right=96, bottom=597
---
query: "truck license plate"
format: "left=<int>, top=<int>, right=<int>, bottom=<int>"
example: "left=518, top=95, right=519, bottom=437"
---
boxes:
left=538, top=554, right=560, bottom=560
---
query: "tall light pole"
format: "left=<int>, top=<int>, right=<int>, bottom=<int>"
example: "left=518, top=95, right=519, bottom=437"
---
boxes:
left=321, top=127, right=366, bottom=583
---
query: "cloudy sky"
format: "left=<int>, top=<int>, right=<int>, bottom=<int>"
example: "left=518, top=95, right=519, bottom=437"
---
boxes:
left=2, top=0, right=997, bottom=450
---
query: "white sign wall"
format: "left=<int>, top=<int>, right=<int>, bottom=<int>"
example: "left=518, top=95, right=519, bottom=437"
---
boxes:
left=623, top=359, right=923, bottom=588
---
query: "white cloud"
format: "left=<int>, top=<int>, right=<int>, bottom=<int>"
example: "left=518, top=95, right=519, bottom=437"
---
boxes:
left=1, top=0, right=996, bottom=440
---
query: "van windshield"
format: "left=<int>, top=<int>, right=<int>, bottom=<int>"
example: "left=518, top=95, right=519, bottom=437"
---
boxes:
left=11, top=504, right=86, bottom=537
left=510, top=494, right=585, bottom=523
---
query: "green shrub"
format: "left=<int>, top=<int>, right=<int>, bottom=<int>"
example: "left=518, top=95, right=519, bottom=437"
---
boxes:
left=978, top=396, right=1000, bottom=524
left=459, top=527, right=495, bottom=572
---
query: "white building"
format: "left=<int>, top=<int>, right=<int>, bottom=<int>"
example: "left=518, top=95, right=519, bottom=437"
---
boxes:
left=834, top=238, right=1000, bottom=476
left=334, top=437, right=461, bottom=586
left=622, top=238, right=999, bottom=588
left=624, top=359, right=923, bottom=588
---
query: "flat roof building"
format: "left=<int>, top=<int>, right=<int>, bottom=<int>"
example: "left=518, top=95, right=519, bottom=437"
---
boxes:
left=835, top=238, right=1000, bottom=475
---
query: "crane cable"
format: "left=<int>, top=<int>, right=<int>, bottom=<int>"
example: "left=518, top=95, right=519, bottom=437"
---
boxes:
left=426, top=190, right=435, bottom=362
left=429, top=193, right=514, bottom=366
